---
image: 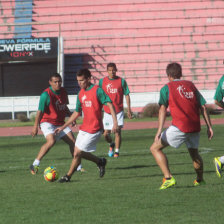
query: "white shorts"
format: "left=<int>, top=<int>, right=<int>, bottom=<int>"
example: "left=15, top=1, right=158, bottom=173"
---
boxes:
left=75, top=130, right=103, bottom=152
left=40, top=122, right=71, bottom=141
left=103, top=111, right=124, bottom=130
left=161, top=125, right=200, bottom=149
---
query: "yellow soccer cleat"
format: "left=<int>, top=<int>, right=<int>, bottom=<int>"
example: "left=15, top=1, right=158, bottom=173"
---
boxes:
left=159, top=176, right=176, bottom=190
left=193, top=179, right=206, bottom=187
left=214, top=157, right=222, bottom=178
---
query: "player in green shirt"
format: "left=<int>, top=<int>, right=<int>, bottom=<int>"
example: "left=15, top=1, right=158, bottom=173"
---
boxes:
left=30, top=73, right=83, bottom=174
left=213, top=75, right=224, bottom=177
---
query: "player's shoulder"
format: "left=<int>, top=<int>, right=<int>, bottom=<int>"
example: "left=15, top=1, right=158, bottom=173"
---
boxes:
left=219, top=75, right=224, bottom=83
left=41, top=89, right=49, bottom=97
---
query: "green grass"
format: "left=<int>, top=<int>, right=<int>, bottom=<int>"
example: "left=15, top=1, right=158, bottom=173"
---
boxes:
left=0, top=125, right=224, bottom=224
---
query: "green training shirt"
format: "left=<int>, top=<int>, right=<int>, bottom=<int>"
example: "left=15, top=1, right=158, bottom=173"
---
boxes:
left=75, top=84, right=112, bottom=112
left=214, top=75, right=224, bottom=102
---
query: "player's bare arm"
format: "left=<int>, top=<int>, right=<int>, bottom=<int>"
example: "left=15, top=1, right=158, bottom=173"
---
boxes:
left=65, top=105, right=76, bottom=127
left=55, top=111, right=80, bottom=134
left=125, top=94, right=132, bottom=119
left=31, top=110, right=43, bottom=137
left=155, top=105, right=167, bottom=141
left=200, top=105, right=213, bottom=140
left=107, top=102, right=118, bottom=133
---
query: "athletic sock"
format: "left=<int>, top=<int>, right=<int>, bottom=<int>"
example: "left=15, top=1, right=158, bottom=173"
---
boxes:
left=33, top=159, right=40, bottom=166
left=77, top=164, right=82, bottom=171
left=109, top=143, right=115, bottom=151
left=219, top=156, right=224, bottom=164
left=115, top=148, right=119, bottom=153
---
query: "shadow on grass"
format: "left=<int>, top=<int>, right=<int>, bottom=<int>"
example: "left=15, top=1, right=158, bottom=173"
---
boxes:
left=110, top=164, right=156, bottom=170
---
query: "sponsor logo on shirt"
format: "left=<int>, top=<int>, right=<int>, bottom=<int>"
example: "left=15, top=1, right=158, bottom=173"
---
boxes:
left=106, top=83, right=117, bottom=94
left=177, top=85, right=194, bottom=99
left=81, top=94, right=92, bottom=107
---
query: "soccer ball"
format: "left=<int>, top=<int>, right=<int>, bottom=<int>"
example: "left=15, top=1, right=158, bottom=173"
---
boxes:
left=44, top=166, right=59, bottom=182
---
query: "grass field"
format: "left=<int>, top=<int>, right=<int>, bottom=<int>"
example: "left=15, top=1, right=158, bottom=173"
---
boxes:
left=0, top=125, right=224, bottom=224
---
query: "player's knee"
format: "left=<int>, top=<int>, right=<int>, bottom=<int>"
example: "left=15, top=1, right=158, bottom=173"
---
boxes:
left=150, top=144, right=156, bottom=154
left=46, top=139, right=56, bottom=147
left=150, top=142, right=161, bottom=154
left=74, top=148, right=82, bottom=158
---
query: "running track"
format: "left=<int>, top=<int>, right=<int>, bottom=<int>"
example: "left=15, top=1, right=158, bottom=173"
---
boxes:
left=0, top=118, right=223, bottom=137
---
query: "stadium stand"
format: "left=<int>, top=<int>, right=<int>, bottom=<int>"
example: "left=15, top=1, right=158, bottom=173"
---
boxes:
left=14, top=0, right=33, bottom=38
left=0, top=0, right=224, bottom=115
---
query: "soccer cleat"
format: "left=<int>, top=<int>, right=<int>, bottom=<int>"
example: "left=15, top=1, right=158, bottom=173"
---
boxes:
left=30, top=164, right=39, bottom=175
left=59, top=175, right=71, bottom=183
left=159, top=176, right=176, bottom=190
left=114, top=152, right=119, bottom=158
left=108, top=143, right=115, bottom=157
left=193, top=179, right=206, bottom=187
left=214, top=157, right=222, bottom=178
left=98, top=158, right=107, bottom=178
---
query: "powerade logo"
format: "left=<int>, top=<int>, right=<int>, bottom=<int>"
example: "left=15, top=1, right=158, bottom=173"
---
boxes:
left=0, top=37, right=58, bottom=60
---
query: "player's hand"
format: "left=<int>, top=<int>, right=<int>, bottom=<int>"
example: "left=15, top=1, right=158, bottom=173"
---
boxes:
left=154, top=132, right=161, bottom=142
left=54, top=127, right=63, bottom=135
left=31, top=127, right=38, bottom=137
left=207, top=127, right=213, bottom=140
left=112, top=122, right=118, bottom=133
left=127, top=110, right=132, bottom=119
left=71, top=120, right=76, bottom=127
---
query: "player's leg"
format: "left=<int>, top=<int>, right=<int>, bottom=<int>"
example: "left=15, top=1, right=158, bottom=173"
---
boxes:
left=188, top=148, right=204, bottom=182
left=67, top=146, right=82, bottom=176
left=186, top=132, right=205, bottom=186
left=62, top=131, right=84, bottom=172
left=150, top=126, right=184, bottom=189
left=103, top=129, right=112, bottom=144
left=114, top=111, right=124, bottom=157
left=103, top=112, right=115, bottom=157
left=103, top=129, right=115, bottom=157
left=30, top=133, right=56, bottom=174
left=150, top=139, right=170, bottom=178
left=61, top=131, right=75, bottom=156
left=114, top=127, right=121, bottom=157
left=150, top=138, right=176, bottom=190
left=59, top=130, right=106, bottom=182
left=188, top=148, right=206, bottom=186
left=81, top=151, right=107, bottom=177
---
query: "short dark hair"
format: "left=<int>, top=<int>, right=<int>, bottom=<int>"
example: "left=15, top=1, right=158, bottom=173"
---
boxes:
left=166, top=62, right=182, bottom=79
left=49, top=73, right=62, bottom=81
left=77, top=68, right=91, bottom=79
left=107, top=62, right=117, bottom=71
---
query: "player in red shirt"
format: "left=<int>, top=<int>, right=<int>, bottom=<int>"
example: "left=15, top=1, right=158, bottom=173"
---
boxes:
left=150, top=62, right=213, bottom=190
left=30, top=73, right=83, bottom=174
left=99, top=63, right=132, bottom=158
left=55, top=69, right=118, bottom=182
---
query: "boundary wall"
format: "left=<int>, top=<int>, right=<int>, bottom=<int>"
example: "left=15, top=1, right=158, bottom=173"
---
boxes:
left=0, top=90, right=215, bottom=120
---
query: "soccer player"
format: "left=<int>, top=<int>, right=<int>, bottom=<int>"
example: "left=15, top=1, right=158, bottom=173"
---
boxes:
left=150, top=62, right=213, bottom=190
left=99, top=63, right=132, bottom=158
left=55, top=68, right=118, bottom=183
left=213, top=75, right=224, bottom=177
left=30, top=73, right=83, bottom=174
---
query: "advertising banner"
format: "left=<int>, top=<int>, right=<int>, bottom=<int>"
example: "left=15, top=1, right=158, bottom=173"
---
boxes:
left=0, top=37, right=58, bottom=61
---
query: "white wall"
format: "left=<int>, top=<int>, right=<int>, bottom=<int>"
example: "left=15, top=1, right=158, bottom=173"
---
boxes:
left=0, top=90, right=216, bottom=119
